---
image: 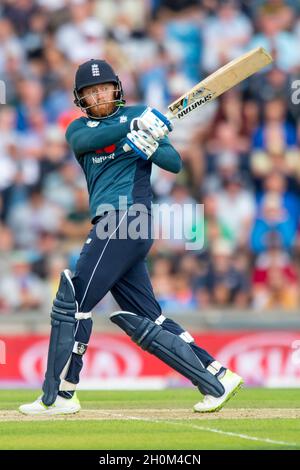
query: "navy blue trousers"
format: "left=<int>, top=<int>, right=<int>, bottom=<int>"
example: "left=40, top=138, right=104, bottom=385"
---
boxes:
left=65, top=210, right=214, bottom=384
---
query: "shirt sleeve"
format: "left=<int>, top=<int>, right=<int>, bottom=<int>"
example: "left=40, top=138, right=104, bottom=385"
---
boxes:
left=150, top=136, right=182, bottom=174
left=65, top=118, right=131, bottom=156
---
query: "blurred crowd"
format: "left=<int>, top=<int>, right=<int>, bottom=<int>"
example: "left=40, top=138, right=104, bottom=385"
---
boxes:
left=0, top=0, right=300, bottom=314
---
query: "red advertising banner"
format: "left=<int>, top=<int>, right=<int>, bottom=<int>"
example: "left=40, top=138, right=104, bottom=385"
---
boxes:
left=0, top=331, right=300, bottom=388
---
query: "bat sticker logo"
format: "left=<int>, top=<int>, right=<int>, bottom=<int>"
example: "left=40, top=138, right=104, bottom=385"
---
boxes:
left=168, top=87, right=215, bottom=116
left=190, top=87, right=206, bottom=100
left=176, top=93, right=214, bottom=118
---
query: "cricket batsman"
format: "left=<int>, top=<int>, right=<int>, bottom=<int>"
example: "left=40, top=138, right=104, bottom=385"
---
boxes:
left=19, top=59, right=243, bottom=415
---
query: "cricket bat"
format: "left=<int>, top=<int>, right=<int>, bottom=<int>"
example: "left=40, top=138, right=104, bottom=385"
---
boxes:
left=165, top=46, right=272, bottom=121
left=124, top=47, right=272, bottom=150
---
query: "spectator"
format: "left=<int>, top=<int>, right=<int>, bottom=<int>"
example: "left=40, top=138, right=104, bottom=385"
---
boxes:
left=7, top=188, right=63, bottom=249
left=172, top=272, right=197, bottom=311
left=0, top=224, right=14, bottom=278
left=202, top=0, right=253, bottom=72
left=151, top=255, right=177, bottom=311
left=190, top=193, right=234, bottom=252
left=252, top=239, right=299, bottom=312
left=249, top=11, right=300, bottom=71
left=204, top=120, right=250, bottom=193
left=0, top=17, right=23, bottom=74
left=164, top=6, right=203, bottom=83
left=215, top=173, right=256, bottom=248
left=55, top=0, right=106, bottom=63
left=257, top=171, right=300, bottom=228
left=250, top=192, right=297, bottom=253
left=253, top=267, right=299, bottom=311
left=15, top=79, right=46, bottom=132
left=31, top=231, right=60, bottom=279
left=44, top=253, right=68, bottom=301
left=253, top=242, right=298, bottom=287
left=251, top=97, right=297, bottom=153
left=194, top=239, right=249, bottom=308
left=176, top=253, right=203, bottom=286
left=59, top=187, right=91, bottom=240
left=39, top=125, right=69, bottom=184
left=22, top=8, right=48, bottom=59
left=42, top=161, right=84, bottom=212
left=0, top=107, right=20, bottom=218
left=94, top=0, right=149, bottom=32
left=0, top=251, right=47, bottom=313
left=2, top=0, right=38, bottom=37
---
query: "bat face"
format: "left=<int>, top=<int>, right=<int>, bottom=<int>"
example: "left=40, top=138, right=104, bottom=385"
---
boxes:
left=168, top=87, right=215, bottom=119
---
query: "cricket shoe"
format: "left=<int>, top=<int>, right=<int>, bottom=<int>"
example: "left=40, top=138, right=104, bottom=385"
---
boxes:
left=194, top=369, right=243, bottom=413
left=19, top=392, right=81, bottom=416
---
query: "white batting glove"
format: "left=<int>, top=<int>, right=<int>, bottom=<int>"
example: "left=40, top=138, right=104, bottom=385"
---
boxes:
left=125, top=129, right=159, bottom=160
left=130, top=107, right=173, bottom=140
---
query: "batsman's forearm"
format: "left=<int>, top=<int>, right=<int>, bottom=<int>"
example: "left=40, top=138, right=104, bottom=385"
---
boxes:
left=151, top=143, right=182, bottom=173
left=66, top=124, right=130, bottom=155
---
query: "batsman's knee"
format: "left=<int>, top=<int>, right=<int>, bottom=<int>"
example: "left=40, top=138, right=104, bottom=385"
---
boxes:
left=110, top=310, right=224, bottom=397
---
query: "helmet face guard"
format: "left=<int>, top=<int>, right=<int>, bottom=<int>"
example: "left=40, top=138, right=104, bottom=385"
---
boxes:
left=73, top=59, right=125, bottom=119
left=73, top=81, right=125, bottom=119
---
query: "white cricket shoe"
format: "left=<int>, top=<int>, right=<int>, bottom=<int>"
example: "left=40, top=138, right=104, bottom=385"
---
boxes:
left=19, top=392, right=81, bottom=416
left=194, top=369, right=243, bottom=413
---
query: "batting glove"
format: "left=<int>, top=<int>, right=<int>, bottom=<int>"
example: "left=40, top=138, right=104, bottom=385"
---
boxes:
left=130, top=107, right=173, bottom=140
left=125, top=129, right=159, bottom=160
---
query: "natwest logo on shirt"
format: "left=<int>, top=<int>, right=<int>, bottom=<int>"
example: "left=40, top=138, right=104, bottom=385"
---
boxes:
left=92, top=154, right=115, bottom=164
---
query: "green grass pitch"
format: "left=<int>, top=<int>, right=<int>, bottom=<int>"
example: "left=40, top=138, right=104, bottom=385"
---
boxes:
left=0, top=388, right=299, bottom=450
